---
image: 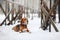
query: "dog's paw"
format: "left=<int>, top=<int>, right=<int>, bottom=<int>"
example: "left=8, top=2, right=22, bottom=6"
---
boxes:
left=28, top=31, right=31, bottom=33
left=19, top=31, right=22, bottom=33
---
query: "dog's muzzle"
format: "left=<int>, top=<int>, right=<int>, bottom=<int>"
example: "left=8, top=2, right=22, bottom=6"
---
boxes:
left=22, top=22, right=28, bottom=25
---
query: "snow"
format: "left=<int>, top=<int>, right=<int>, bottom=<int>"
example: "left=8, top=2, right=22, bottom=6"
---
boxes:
left=0, top=0, right=60, bottom=40
left=0, top=14, right=60, bottom=40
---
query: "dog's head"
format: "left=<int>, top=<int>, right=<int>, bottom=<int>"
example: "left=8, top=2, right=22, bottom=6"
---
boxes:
left=20, top=18, right=28, bottom=25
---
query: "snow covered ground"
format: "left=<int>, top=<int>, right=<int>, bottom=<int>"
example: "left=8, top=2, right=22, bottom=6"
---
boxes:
left=0, top=0, right=60, bottom=40
left=0, top=14, right=60, bottom=40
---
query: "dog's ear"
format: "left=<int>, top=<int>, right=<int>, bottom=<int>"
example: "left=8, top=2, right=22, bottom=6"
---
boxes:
left=20, top=18, right=23, bottom=23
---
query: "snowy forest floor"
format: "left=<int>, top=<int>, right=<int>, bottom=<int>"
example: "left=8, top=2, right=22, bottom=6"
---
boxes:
left=0, top=14, right=60, bottom=40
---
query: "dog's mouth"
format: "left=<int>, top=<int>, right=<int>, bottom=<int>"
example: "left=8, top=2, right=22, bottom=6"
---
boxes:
left=22, top=22, right=28, bottom=25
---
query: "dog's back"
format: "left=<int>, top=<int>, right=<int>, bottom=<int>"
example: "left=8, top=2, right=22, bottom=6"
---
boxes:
left=12, top=24, right=20, bottom=32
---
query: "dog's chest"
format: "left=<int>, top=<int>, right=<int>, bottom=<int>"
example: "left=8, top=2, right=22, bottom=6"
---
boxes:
left=20, top=24, right=27, bottom=28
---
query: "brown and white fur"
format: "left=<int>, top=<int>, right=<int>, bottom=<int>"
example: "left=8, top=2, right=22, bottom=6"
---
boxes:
left=12, top=18, right=29, bottom=33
